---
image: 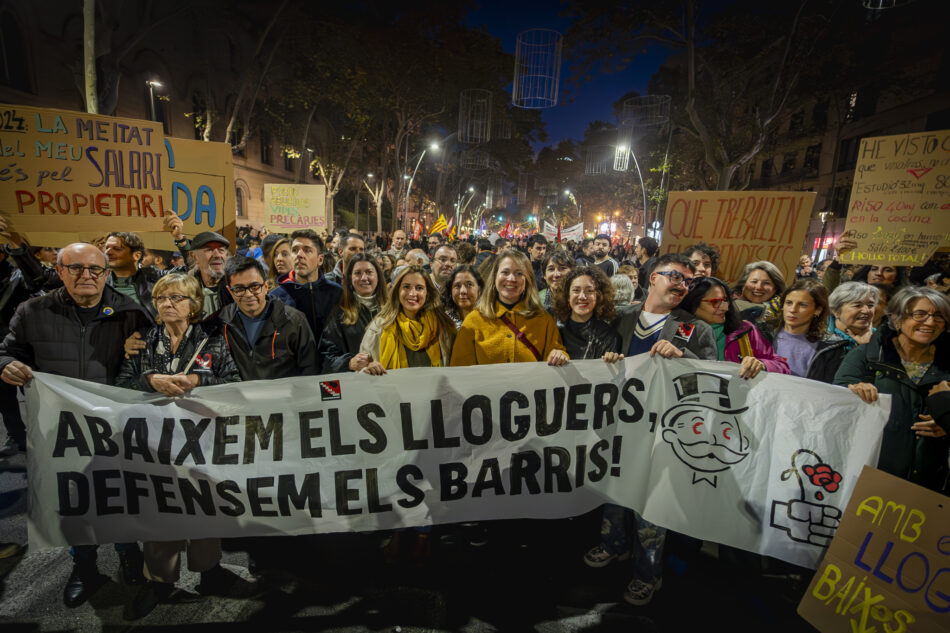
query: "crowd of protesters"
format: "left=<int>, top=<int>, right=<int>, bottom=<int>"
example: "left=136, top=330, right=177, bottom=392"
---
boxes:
left=0, top=213, right=947, bottom=618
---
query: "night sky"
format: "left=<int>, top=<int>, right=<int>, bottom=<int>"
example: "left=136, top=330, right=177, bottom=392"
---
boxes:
left=463, top=1, right=671, bottom=151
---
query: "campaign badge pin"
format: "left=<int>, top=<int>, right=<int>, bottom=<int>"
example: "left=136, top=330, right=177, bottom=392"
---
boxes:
left=674, top=322, right=694, bottom=342
left=195, top=353, right=212, bottom=369
left=102, top=306, right=114, bottom=316
left=320, top=380, right=342, bottom=401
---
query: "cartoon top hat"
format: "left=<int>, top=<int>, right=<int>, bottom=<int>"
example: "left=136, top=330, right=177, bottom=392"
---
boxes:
left=668, top=372, right=748, bottom=416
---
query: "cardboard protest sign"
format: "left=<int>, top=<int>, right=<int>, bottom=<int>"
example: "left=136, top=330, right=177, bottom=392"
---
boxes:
left=660, top=191, right=816, bottom=283
left=841, top=129, right=950, bottom=266
left=262, top=183, right=327, bottom=234
left=798, top=466, right=949, bottom=633
left=0, top=104, right=235, bottom=249
left=26, top=357, right=887, bottom=571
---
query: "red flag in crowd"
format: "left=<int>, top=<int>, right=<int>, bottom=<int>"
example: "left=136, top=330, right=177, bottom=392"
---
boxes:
left=411, top=218, right=424, bottom=240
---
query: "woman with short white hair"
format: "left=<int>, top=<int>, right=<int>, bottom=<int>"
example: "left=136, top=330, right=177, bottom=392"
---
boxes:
left=827, top=281, right=880, bottom=352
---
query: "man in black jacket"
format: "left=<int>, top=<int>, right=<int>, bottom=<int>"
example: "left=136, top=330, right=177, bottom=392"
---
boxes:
left=268, top=230, right=342, bottom=355
left=219, top=256, right=319, bottom=380
left=0, top=243, right=152, bottom=608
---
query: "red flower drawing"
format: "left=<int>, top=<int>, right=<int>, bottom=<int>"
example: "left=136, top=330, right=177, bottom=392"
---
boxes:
left=802, top=463, right=842, bottom=498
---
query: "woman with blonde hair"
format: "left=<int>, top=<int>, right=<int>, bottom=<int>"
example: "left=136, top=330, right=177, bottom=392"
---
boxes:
left=116, top=273, right=242, bottom=617
left=451, top=248, right=567, bottom=366
left=360, top=265, right=455, bottom=373
left=264, top=236, right=292, bottom=291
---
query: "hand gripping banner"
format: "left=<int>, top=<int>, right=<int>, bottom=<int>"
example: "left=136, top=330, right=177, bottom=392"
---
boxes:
left=25, top=356, right=890, bottom=568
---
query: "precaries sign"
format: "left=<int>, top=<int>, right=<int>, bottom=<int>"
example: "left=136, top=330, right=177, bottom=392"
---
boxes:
left=263, top=183, right=327, bottom=233
left=841, top=129, right=950, bottom=266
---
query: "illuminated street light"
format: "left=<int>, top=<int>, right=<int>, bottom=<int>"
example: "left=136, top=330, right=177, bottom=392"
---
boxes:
left=145, top=79, right=163, bottom=121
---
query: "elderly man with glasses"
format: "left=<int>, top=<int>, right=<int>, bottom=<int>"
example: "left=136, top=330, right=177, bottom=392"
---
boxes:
left=0, top=242, right=152, bottom=608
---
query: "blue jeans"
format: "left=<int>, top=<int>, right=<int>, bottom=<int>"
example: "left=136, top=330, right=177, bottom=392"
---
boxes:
left=600, top=504, right=666, bottom=583
left=71, top=542, right=137, bottom=563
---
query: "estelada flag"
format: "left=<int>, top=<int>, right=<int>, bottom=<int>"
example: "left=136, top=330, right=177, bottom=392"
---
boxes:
left=411, top=218, right=424, bottom=240
left=429, top=214, right=448, bottom=235
left=448, top=224, right=457, bottom=240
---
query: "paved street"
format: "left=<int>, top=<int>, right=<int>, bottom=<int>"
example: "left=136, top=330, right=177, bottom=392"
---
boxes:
left=0, top=422, right=818, bottom=633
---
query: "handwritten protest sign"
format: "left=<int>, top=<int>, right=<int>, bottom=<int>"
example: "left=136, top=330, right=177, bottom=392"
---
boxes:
left=263, top=183, right=327, bottom=234
left=0, top=105, right=234, bottom=249
left=798, top=466, right=949, bottom=633
left=142, top=136, right=236, bottom=250
left=841, top=129, right=950, bottom=266
left=26, top=357, right=887, bottom=571
left=660, top=191, right=816, bottom=283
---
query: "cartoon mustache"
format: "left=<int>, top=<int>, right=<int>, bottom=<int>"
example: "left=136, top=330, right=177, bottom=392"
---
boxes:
left=679, top=440, right=748, bottom=464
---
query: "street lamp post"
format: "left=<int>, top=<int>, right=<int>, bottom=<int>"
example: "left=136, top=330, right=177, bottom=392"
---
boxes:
left=403, top=142, right=440, bottom=233
left=146, top=80, right=163, bottom=122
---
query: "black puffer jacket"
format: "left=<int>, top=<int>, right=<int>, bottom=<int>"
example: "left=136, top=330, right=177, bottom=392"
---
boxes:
left=218, top=300, right=319, bottom=380
left=0, top=286, right=151, bottom=384
left=557, top=318, right=622, bottom=360
left=115, top=320, right=240, bottom=391
left=318, top=304, right=378, bottom=373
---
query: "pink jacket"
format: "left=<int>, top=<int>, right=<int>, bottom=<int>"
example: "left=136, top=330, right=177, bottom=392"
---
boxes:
left=724, top=321, right=790, bottom=374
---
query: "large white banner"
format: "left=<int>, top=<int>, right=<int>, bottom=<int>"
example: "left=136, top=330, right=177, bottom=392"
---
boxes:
left=25, top=356, right=889, bottom=568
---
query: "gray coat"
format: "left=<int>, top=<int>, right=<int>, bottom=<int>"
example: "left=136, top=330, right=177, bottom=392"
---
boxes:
left=613, top=304, right=717, bottom=360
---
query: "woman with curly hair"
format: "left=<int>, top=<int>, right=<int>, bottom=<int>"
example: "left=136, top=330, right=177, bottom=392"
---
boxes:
left=440, top=264, right=483, bottom=328
left=553, top=266, right=622, bottom=361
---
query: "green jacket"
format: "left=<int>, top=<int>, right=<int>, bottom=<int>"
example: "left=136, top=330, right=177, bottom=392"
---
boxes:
left=834, top=324, right=950, bottom=492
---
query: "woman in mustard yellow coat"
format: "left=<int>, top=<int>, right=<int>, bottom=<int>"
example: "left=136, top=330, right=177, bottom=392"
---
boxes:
left=451, top=249, right=568, bottom=366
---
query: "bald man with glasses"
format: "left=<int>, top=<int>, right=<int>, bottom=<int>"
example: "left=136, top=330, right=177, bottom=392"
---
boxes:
left=0, top=242, right=152, bottom=608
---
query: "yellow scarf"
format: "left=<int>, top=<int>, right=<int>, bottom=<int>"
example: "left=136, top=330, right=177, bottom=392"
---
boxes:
left=379, top=311, right=442, bottom=369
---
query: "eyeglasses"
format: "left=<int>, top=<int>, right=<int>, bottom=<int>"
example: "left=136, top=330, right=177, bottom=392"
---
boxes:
left=154, top=294, right=189, bottom=305
left=908, top=310, right=947, bottom=325
left=229, top=283, right=265, bottom=296
left=700, top=297, right=728, bottom=308
left=655, top=270, right=695, bottom=288
left=61, top=264, right=108, bottom=278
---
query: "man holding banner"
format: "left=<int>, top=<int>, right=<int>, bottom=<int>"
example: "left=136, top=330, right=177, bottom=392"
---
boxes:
left=602, top=252, right=717, bottom=605
left=0, top=242, right=152, bottom=608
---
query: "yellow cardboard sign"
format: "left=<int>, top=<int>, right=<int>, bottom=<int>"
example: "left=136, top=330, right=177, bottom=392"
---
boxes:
left=660, top=190, right=816, bottom=283
left=0, top=105, right=234, bottom=249
left=841, top=129, right=950, bottom=266
left=797, top=466, right=950, bottom=633
left=262, top=183, right=327, bottom=234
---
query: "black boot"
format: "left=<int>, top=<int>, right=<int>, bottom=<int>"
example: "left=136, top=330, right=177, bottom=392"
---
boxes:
left=128, top=581, right=174, bottom=620
left=118, top=546, right=145, bottom=585
left=198, top=564, right=259, bottom=598
left=63, top=561, right=103, bottom=608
